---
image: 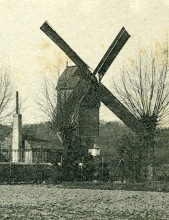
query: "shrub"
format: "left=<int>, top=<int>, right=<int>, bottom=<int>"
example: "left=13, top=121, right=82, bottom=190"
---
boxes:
left=0, top=162, right=58, bottom=184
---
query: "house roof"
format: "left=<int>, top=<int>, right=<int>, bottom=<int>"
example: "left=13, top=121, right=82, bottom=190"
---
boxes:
left=0, top=134, right=63, bottom=150
left=25, top=140, right=49, bottom=149
left=56, top=66, right=81, bottom=90
left=25, top=139, right=63, bottom=150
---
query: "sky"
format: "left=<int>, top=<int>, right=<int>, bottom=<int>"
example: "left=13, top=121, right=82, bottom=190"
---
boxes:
left=0, top=0, right=169, bottom=125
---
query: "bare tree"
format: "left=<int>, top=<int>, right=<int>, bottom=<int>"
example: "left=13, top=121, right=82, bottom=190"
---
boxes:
left=0, top=66, right=14, bottom=122
left=36, top=74, right=57, bottom=123
left=114, top=42, right=169, bottom=180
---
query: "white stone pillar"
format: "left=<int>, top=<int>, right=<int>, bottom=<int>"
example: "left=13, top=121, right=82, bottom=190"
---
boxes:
left=12, top=114, right=22, bottom=162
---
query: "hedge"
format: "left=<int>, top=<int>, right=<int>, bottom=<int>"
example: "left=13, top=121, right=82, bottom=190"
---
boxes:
left=0, top=162, right=57, bottom=184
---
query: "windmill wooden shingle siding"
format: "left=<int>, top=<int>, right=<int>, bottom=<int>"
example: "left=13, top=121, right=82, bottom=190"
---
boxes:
left=56, top=65, right=100, bottom=141
left=56, top=66, right=81, bottom=117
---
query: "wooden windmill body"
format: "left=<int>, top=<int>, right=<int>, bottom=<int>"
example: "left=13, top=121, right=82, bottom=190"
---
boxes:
left=56, top=65, right=100, bottom=155
left=40, top=21, right=144, bottom=158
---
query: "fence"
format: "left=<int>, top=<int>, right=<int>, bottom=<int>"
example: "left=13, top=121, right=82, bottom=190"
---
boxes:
left=0, top=148, right=62, bottom=184
left=1, top=149, right=167, bottom=184
left=0, top=149, right=121, bottom=183
left=0, top=148, right=63, bottom=164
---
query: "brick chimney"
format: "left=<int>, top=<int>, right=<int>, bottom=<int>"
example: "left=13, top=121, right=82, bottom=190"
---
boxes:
left=12, top=91, right=22, bottom=162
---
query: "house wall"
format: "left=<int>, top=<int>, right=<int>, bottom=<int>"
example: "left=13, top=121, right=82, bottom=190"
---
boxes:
left=32, top=149, right=48, bottom=163
left=24, top=150, right=32, bottom=163
left=24, top=141, right=52, bottom=163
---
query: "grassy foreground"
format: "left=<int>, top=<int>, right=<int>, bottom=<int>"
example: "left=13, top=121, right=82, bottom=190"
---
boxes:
left=61, top=181, right=169, bottom=192
left=0, top=184, right=169, bottom=219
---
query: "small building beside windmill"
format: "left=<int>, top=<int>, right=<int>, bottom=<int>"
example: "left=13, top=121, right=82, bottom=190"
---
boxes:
left=0, top=92, right=63, bottom=164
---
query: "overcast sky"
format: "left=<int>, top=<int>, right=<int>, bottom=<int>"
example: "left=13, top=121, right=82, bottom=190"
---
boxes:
left=0, top=0, right=169, bottom=125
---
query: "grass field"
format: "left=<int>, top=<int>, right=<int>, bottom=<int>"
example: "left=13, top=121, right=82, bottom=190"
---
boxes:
left=0, top=184, right=169, bottom=219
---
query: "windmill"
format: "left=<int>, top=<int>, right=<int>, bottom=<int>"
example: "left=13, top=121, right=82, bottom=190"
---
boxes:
left=40, top=21, right=144, bottom=159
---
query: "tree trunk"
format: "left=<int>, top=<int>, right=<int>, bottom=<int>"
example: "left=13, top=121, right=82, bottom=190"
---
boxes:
left=138, top=127, right=155, bottom=182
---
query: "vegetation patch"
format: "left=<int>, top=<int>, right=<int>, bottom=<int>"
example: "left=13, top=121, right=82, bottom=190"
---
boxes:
left=0, top=185, right=169, bottom=219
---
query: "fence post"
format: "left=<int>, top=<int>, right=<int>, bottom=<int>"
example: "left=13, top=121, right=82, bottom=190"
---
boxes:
left=60, top=155, right=63, bottom=182
left=9, top=159, right=12, bottom=185
left=82, top=156, right=84, bottom=182
left=102, top=156, right=104, bottom=181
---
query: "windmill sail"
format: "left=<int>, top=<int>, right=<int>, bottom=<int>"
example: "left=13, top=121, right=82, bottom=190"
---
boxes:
left=97, top=83, right=142, bottom=132
left=93, top=27, right=130, bottom=81
left=40, top=21, right=90, bottom=79
left=40, top=21, right=142, bottom=133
